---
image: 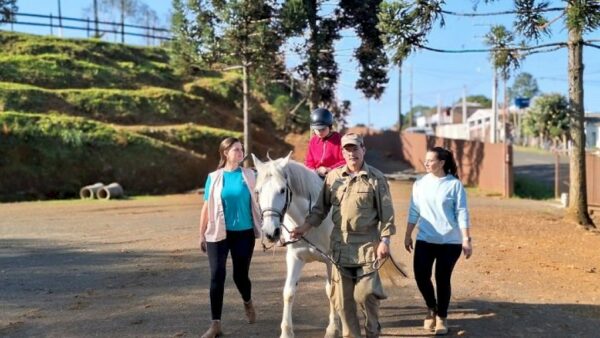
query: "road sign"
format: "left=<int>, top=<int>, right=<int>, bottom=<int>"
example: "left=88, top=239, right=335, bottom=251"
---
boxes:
left=515, top=97, right=530, bottom=109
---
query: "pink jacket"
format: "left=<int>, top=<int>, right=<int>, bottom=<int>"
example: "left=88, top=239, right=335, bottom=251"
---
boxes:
left=204, top=168, right=262, bottom=242
left=304, top=132, right=345, bottom=170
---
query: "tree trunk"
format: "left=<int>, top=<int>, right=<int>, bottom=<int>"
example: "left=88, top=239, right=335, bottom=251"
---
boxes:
left=306, top=0, right=319, bottom=110
left=242, top=60, right=251, bottom=167
left=567, top=23, right=595, bottom=228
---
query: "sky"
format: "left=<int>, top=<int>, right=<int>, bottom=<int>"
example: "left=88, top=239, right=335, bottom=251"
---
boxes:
left=3, top=0, right=600, bottom=129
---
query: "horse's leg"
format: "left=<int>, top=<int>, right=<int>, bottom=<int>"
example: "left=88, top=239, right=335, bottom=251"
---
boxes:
left=281, top=251, right=305, bottom=338
left=324, top=261, right=341, bottom=338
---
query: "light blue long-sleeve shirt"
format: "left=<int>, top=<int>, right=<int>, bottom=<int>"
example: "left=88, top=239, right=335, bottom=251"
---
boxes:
left=407, top=173, right=470, bottom=244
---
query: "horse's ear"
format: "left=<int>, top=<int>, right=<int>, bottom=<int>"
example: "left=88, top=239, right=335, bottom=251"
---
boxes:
left=251, top=153, right=264, bottom=172
left=266, top=151, right=273, bottom=161
left=279, top=151, right=293, bottom=167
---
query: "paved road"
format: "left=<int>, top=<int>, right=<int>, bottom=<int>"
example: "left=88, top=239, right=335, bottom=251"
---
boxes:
left=513, top=149, right=569, bottom=191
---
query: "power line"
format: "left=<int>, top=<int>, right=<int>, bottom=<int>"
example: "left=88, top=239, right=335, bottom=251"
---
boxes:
left=440, top=7, right=564, bottom=17
left=415, top=41, right=569, bottom=54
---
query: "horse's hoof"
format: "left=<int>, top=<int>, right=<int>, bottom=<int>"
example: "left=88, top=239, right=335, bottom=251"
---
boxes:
left=280, top=327, right=294, bottom=338
left=324, top=327, right=339, bottom=338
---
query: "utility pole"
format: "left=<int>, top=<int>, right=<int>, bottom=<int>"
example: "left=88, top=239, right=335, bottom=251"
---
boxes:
left=57, top=0, right=63, bottom=37
left=503, top=76, right=508, bottom=143
left=367, top=99, right=371, bottom=135
left=491, top=70, right=498, bottom=143
left=409, top=64, right=414, bottom=126
left=398, top=63, right=402, bottom=131
left=462, top=85, right=467, bottom=124
left=242, top=61, right=250, bottom=165
left=93, top=0, right=99, bottom=38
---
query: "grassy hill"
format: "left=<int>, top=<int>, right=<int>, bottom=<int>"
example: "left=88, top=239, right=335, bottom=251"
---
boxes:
left=0, top=31, right=305, bottom=201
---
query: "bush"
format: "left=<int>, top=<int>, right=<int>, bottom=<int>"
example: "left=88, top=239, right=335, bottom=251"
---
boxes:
left=514, top=174, right=554, bottom=200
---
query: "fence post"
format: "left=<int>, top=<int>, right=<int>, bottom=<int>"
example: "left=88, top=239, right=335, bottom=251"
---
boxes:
left=86, top=17, right=90, bottom=38
left=50, top=13, right=54, bottom=35
left=121, top=20, right=125, bottom=44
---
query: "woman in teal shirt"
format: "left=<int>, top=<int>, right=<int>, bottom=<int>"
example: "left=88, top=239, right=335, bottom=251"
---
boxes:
left=198, top=137, right=262, bottom=338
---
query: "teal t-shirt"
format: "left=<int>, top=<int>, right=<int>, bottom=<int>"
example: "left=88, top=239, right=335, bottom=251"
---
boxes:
left=204, top=168, right=253, bottom=231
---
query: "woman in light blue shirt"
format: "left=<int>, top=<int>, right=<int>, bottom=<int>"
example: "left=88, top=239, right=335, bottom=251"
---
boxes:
left=404, top=147, right=473, bottom=335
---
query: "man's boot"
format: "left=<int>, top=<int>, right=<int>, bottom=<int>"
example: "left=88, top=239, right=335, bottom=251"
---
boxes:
left=244, top=300, right=256, bottom=324
left=200, top=320, right=222, bottom=338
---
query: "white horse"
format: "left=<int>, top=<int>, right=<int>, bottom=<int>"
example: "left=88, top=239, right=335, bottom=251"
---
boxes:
left=252, top=153, right=340, bottom=338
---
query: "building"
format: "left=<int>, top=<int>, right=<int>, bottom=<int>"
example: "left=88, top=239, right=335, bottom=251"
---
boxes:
left=585, top=113, right=600, bottom=149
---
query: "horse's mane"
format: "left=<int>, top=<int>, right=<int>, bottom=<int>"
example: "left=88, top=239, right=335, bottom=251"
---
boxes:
left=284, top=160, right=323, bottom=202
left=255, top=159, right=323, bottom=202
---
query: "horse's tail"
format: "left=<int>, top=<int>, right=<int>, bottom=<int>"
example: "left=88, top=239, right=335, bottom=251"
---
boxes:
left=379, top=254, right=409, bottom=287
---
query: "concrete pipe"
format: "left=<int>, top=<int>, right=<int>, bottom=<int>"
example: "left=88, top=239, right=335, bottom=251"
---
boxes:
left=79, top=183, right=105, bottom=199
left=97, top=183, right=124, bottom=200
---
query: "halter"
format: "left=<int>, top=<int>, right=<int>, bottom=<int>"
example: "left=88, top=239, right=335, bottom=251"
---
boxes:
left=259, top=179, right=298, bottom=251
left=260, top=180, right=293, bottom=224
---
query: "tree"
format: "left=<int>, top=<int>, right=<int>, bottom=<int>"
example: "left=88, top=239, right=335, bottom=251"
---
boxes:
left=339, top=0, right=389, bottom=100
left=378, top=0, right=597, bottom=228
left=563, top=0, right=599, bottom=228
left=522, top=93, right=570, bottom=146
left=403, top=104, right=432, bottom=128
left=0, top=0, right=17, bottom=23
left=508, top=72, right=540, bottom=101
left=279, top=0, right=341, bottom=110
left=509, top=72, right=540, bottom=143
left=485, top=24, right=520, bottom=143
left=463, top=95, right=492, bottom=108
left=203, top=0, right=283, bottom=159
left=279, top=0, right=389, bottom=112
left=136, top=2, right=160, bottom=45
left=169, top=0, right=198, bottom=75
left=187, top=0, right=220, bottom=67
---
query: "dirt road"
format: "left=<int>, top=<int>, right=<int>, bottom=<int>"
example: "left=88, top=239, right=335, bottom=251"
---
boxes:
left=2, top=182, right=600, bottom=337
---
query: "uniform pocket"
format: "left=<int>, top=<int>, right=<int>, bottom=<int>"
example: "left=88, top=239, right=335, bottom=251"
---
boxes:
left=355, top=186, right=373, bottom=209
left=331, top=180, right=346, bottom=206
left=358, top=242, right=376, bottom=265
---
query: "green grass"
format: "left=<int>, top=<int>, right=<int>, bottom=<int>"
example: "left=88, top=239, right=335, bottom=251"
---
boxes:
left=0, top=54, right=177, bottom=89
left=0, top=31, right=168, bottom=64
left=513, top=145, right=555, bottom=155
left=0, top=83, right=229, bottom=126
left=513, top=174, right=554, bottom=200
left=0, top=112, right=210, bottom=201
left=133, top=124, right=242, bottom=157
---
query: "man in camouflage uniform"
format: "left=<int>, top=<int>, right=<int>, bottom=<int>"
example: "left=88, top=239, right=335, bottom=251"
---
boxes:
left=292, top=133, right=396, bottom=338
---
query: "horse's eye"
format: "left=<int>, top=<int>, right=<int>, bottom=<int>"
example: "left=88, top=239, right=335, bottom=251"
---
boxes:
left=279, top=188, right=285, bottom=194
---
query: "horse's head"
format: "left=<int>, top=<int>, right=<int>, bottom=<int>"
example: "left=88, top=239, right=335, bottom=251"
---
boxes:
left=252, top=152, right=292, bottom=243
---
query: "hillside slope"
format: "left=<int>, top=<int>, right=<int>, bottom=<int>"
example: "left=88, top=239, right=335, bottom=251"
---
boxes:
left=0, top=31, right=303, bottom=201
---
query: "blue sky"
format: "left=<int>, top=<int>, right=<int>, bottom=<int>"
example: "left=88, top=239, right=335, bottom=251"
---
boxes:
left=4, top=0, right=600, bottom=129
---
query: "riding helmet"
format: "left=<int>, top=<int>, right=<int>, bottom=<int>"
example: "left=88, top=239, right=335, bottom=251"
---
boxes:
left=310, top=108, right=334, bottom=129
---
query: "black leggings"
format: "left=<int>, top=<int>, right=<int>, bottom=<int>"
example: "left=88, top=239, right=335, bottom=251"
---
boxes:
left=206, top=229, right=256, bottom=320
left=413, top=240, right=462, bottom=318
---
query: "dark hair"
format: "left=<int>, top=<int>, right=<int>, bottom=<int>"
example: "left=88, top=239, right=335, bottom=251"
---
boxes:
left=217, top=137, right=243, bottom=169
left=428, top=147, right=459, bottom=179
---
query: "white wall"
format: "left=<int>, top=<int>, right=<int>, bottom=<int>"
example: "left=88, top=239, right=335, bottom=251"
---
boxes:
left=586, top=123, right=600, bottom=148
left=435, top=123, right=469, bottom=140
